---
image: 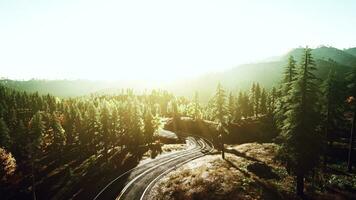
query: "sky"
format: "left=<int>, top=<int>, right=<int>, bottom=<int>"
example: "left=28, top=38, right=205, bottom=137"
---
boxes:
left=1, top=0, right=356, bottom=82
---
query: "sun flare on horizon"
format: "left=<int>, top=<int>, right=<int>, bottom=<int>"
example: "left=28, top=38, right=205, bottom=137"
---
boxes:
left=1, top=0, right=356, bottom=81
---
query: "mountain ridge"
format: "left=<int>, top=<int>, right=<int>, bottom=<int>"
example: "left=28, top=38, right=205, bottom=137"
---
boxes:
left=1, top=46, right=356, bottom=99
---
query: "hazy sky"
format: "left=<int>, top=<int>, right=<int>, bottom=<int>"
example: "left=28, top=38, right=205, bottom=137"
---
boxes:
left=1, top=0, right=356, bottom=81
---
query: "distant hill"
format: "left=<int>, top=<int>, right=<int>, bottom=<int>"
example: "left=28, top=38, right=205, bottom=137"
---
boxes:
left=171, top=46, right=356, bottom=100
left=345, top=47, right=356, bottom=57
left=0, top=79, right=155, bottom=97
left=1, top=46, right=355, bottom=99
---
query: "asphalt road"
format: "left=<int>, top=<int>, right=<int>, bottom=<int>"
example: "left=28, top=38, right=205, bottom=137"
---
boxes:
left=93, top=134, right=213, bottom=200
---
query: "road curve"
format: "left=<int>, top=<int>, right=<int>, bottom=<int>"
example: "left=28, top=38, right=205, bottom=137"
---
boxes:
left=94, top=134, right=213, bottom=200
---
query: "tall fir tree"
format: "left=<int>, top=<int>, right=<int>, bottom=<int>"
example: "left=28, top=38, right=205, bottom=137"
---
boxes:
left=193, top=91, right=200, bottom=120
left=254, top=83, right=261, bottom=117
left=250, top=83, right=256, bottom=116
left=100, top=104, right=111, bottom=152
left=212, top=83, right=228, bottom=159
left=0, top=118, right=11, bottom=150
left=12, top=120, right=27, bottom=159
left=51, top=113, right=66, bottom=150
left=279, top=47, right=322, bottom=196
left=235, top=91, right=243, bottom=121
left=260, top=88, right=267, bottom=115
left=143, top=108, right=156, bottom=145
left=228, top=92, right=236, bottom=123
left=28, top=111, right=45, bottom=200
left=321, top=70, right=345, bottom=167
left=275, top=55, right=297, bottom=130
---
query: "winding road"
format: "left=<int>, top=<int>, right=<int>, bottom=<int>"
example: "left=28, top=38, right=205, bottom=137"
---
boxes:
left=93, top=133, right=214, bottom=200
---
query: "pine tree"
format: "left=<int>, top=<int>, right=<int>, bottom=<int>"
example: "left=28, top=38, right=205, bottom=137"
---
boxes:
left=260, top=88, right=267, bottom=115
left=268, top=87, right=277, bottom=114
left=254, top=83, right=261, bottom=117
left=321, top=70, right=345, bottom=167
left=193, top=91, right=200, bottom=120
left=235, top=91, right=243, bottom=121
left=250, top=83, right=256, bottom=116
left=279, top=47, right=322, bottom=196
left=111, top=107, right=120, bottom=145
left=28, top=111, right=45, bottom=200
left=240, top=91, right=251, bottom=118
left=143, top=108, right=156, bottom=145
left=12, top=120, right=27, bottom=159
left=212, top=83, right=228, bottom=159
left=228, top=92, right=236, bottom=123
left=275, top=56, right=297, bottom=130
left=29, top=112, right=45, bottom=147
left=51, top=113, right=66, bottom=150
left=0, top=118, right=11, bottom=149
left=84, top=103, right=100, bottom=151
left=284, top=56, right=297, bottom=83
left=100, top=104, right=111, bottom=152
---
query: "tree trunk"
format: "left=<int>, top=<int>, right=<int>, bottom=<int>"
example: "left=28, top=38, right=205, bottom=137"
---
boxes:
left=221, top=143, right=225, bottom=159
left=348, top=111, right=355, bottom=172
left=296, top=174, right=304, bottom=197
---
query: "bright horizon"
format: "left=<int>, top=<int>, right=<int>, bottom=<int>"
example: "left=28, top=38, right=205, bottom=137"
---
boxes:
left=1, top=0, right=356, bottom=82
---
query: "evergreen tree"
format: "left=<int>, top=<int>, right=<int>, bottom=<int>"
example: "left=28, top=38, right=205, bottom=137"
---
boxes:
left=168, top=99, right=179, bottom=119
left=193, top=91, right=200, bottom=120
left=110, top=107, right=121, bottom=145
left=279, top=47, right=322, bottom=196
left=275, top=56, right=297, bottom=130
left=212, top=83, right=228, bottom=159
left=254, top=83, right=261, bottom=117
left=284, top=56, right=297, bottom=83
left=228, top=92, right=236, bottom=123
left=51, top=113, right=66, bottom=150
left=100, top=104, right=111, bottom=152
left=250, top=83, right=256, bottom=116
left=28, top=111, right=45, bottom=200
left=7, top=108, right=17, bottom=134
left=84, top=103, right=100, bottom=151
left=29, top=112, right=45, bottom=147
left=268, top=87, right=277, bottom=114
left=321, top=71, right=345, bottom=167
left=12, top=120, right=27, bottom=159
left=260, top=88, right=267, bottom=115
left=143, top=108, right=156, bottom=145
left=235, top=91, right=243, bottom=121
left=0, top=118, right=11, bottom=149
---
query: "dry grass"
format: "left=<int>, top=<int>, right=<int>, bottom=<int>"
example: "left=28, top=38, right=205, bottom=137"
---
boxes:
left=229, top=143, right=279, bottom=165
left=147, top=143, right=297, bottom=200
left=148, top=142, right=356, bottom=200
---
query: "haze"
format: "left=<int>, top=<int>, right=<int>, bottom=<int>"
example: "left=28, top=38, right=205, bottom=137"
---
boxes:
left=1, top=0, right=356, bottom=81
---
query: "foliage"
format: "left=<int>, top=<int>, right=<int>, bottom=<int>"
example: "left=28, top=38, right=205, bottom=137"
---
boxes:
left=278, top=47, right=323, bottom=195
left=0, top=147, right=16, bottom=182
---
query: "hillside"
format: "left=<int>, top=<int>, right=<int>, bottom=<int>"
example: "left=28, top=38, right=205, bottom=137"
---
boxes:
left=173, top=46, right=356, bottom=100
left=345, top=47, right=356, bottom=57
left=1, top=46, right=355, bottom=99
